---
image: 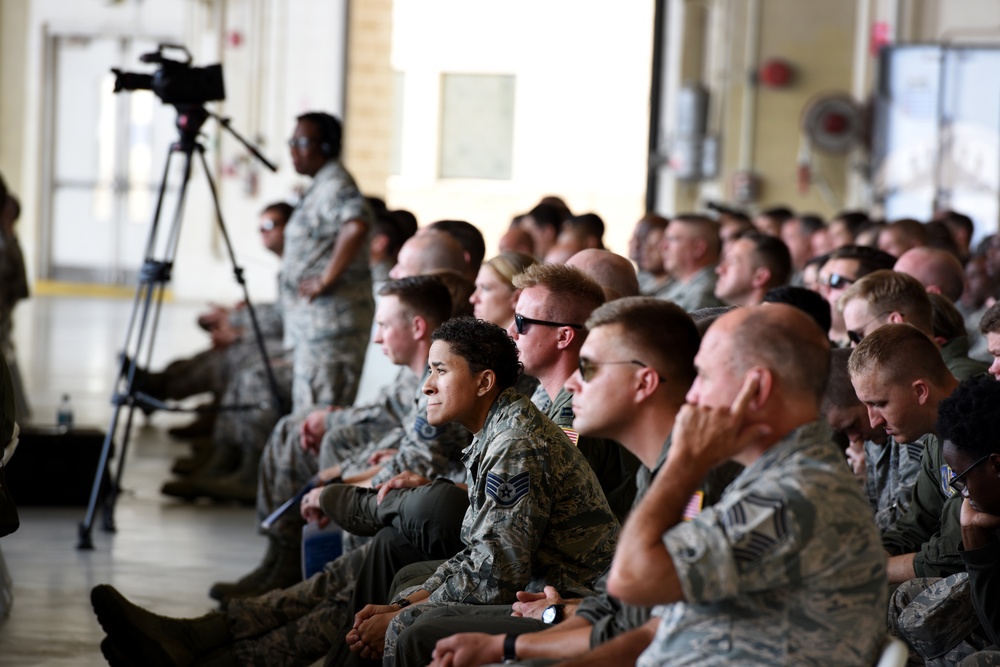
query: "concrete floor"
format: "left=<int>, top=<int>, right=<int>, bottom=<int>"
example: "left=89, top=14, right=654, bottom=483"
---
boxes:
left=0, top=295, right=266, bottom=666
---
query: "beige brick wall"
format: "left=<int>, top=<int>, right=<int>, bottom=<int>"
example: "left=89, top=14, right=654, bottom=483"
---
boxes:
left=343, top=0, right=393, bottom=199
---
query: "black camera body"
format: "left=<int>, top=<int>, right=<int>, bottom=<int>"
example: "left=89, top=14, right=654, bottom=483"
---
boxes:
left=112, top=44, right=225, bottom=106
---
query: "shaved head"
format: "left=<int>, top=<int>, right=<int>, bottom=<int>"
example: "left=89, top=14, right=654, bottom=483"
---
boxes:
left=389, top=230, right=468, bottom=279
left=566, top=249, right=640, bottom=298
left=713, top=304, right=831, bottom=402
left=894, top=246, right=966, bottom=302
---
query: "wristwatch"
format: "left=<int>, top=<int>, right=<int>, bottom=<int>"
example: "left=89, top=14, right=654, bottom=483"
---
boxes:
left=394, top=598, right=411, bottom=609
left=542, top=603, right=565, bottom=625
left=503, top=633, right=519, bottom=662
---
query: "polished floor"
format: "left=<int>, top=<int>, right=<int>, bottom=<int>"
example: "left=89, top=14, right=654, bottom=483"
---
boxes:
left=0, top=295, right=269, bottom=666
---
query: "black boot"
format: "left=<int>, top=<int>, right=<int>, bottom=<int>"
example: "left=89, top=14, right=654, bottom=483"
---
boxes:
left=161, top=445, right=241, bottom=500
left=91, top=584, right=231, bottom=667
left=218, top=539, right=302, bottom=609
left=192, top=446, right=260, bottom=505
left=208, top=536, right=279, bottom=602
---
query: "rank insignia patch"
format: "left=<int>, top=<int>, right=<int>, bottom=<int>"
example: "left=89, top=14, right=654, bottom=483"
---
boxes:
left=486, top=471, right=531, bottom=507
left=722, top=493, right=789, bottom=564
left=415, top=416, right=442, bottom=440
left=940, top=465, right=957, bottom=498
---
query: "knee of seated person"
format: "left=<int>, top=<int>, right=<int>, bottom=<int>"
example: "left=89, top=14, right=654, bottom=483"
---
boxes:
left=403, top=480, right=467, bottom=524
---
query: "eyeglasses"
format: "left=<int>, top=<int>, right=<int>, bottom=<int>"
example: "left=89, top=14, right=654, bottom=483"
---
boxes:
left=846, top=311, right=891, bottom=346
left=513, top=313, right=583, bottom=335
left=577, top=357, right=666, bottom=383
left=259, top=219, right=278, bottom=232
left=949, top=453, right=991, bottom=494
left=820, top=273, right=855, bottom=290
left=287, top=137, right=316, bottom=151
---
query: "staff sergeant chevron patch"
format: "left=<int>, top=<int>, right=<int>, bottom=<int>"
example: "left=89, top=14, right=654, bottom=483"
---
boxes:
left=486, top=470, right=531, bottom=507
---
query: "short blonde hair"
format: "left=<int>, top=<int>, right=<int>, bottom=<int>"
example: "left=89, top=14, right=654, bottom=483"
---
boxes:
left=848, top=323, right=951, bottom=387
left=513, top=263, right=604, bottom=323
left=837, top=269, right=932, bottom=333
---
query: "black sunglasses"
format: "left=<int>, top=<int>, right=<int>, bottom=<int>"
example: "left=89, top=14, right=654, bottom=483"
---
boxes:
left=821, top=273, right=855, bottom=290
left=513, top=313, right=583, bottom=335
left=846, top=311, right=892, bottom=347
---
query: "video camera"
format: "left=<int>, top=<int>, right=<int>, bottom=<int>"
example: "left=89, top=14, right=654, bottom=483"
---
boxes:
left=112, top=44, right=225, bottom=106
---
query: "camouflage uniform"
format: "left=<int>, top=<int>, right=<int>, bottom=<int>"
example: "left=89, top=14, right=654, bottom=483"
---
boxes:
left=226, top=538, right=370, bottom=667
left=381, top=387, right=619, bottom=659
left=636, top=421, right=888, bottom=666
left=392, top=437, right=744, bottom=667
left=882, top=435, right=966, bottom=578
left=542, top=386, right=640, bottom=524
left=864, top=434, right=927, bottom=533
left=656, top=265, right=724, bottom=313
left=942, top=336, right=990, bottom=381
left=209, top=353, right=294, bottom=470
left=257, top=368, right=419, bottom=544
left=889, top=529, right=1000, bottom=666
left=0, top=224, right=28, bottom=358
left=221, top=375, right=475, bottom=666
left=637, top=271, right=674, bottom=299
left=328, top=368, right=471, bottom=486
left=282, top=160, right=374, bottom=413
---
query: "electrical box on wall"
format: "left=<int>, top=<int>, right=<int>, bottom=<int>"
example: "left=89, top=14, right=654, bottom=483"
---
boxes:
left=670, top=82, right=715, bottom=181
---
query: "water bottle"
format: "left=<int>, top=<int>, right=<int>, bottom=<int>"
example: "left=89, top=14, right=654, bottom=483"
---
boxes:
left=56, top=394, right=74, bottom=430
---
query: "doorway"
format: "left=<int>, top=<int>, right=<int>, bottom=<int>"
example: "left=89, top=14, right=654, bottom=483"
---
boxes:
left=42, top=34, right=179, bottom=285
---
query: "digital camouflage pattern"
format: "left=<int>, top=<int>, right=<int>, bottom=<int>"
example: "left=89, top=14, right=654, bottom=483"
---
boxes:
left=256, top=368, right=419, bottom=542
left=335, top=368, right=471, bottom=486
left=656, top=265, right=724, bottom=313
left=637, top=421, right=887, bottom=667
left=890, top=528, right=1000, bottom=667
left=882, top=435, right=966, bottom=578
left=543, top=386, right=639, bottom=525
left=210, top=354, right=293, bottom=466
left=226, top=540, right=371, bottom=667
left=382, top=387, right=619, bottom=659
left=281, top=160, right=374, bottom=412
left=864, top=433, right=928, bottom=533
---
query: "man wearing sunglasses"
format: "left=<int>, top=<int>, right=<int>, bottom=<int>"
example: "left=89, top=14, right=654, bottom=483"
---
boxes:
left=839, top=270, right=985, bottom=381
left=815, top=244, right=896, bottom=346
left=888, top=374, right=1000, bottom=666
left=397, top=298, right=740, bottom=667
left=849, top=324, right=965, bottom=587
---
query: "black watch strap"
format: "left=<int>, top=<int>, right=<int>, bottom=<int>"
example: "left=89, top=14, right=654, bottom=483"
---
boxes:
left=503, top=633, right=519, bottom=662
left=395, top=598, right=411, bottom=608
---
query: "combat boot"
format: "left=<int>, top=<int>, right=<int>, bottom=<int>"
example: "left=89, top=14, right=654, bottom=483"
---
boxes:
left=168, top=405, right=218, bottom=441
left=170, top=437, right=215, bottom=476
left=161, top=444, right=241, bottom=500
left=208, top=536, right=280, bottom=602
left=91, top=584, right=231, bottom=667
left=193, top=445, right=260, bottom=505
left=219, top=539, right=302, bottom=607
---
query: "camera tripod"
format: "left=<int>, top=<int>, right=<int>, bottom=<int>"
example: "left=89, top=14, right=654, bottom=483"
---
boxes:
left=77, top=104, right=282, bottom=549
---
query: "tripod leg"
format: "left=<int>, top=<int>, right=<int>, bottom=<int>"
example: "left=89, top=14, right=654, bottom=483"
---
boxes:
left=77, top=144, right=190, bottom=549
left=196, top=148, right=286, bottom=416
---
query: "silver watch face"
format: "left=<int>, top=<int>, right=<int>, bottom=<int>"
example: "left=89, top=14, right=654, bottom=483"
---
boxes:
left=542, top=605, right=557, bottom=624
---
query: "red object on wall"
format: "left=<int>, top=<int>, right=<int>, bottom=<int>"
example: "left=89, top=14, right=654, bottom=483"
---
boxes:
left=871, top=21, right=891, bottom=57
left=759, top=59, right=794, bottom=88
left=227, top=30, right=243, bottom=48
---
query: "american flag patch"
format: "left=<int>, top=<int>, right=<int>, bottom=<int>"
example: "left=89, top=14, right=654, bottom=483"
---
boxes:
left=683, top=491, right=704, bottom=520
left=561, top=427, right=579, bottom=445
